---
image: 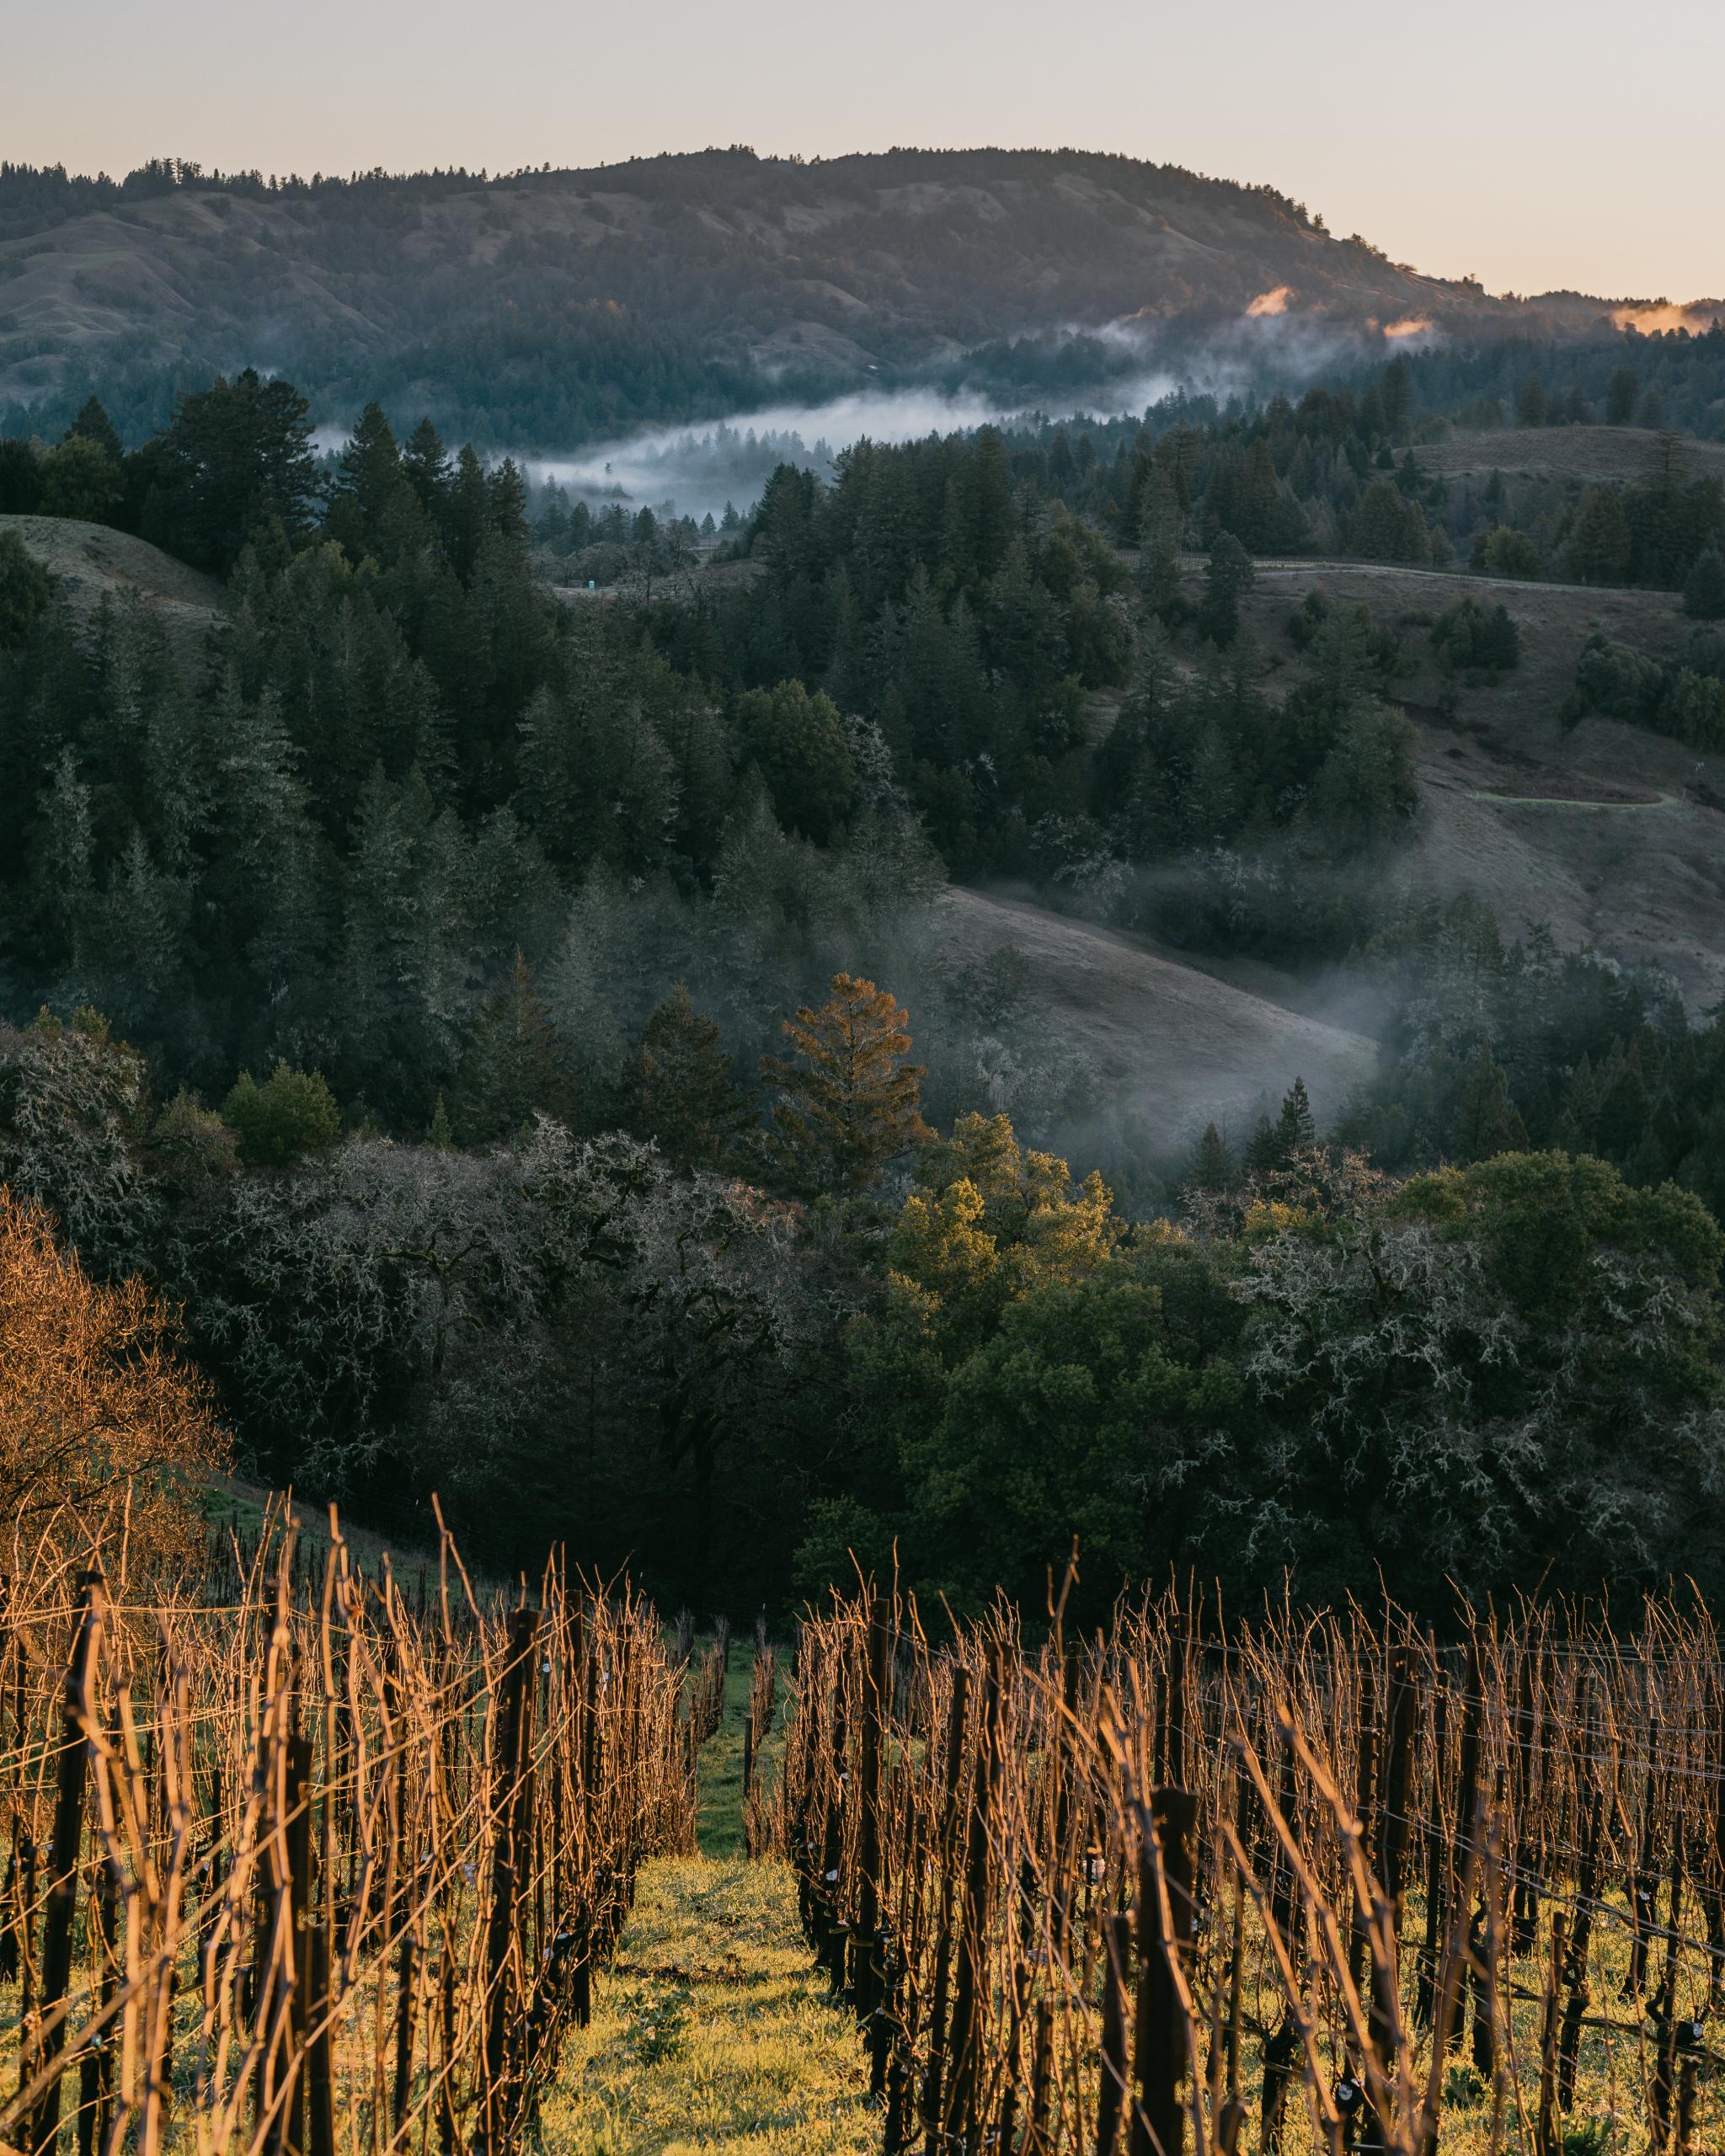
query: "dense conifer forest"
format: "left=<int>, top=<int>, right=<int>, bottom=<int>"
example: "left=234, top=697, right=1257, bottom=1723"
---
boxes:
left=3, top=346, right=1725, bottom=1616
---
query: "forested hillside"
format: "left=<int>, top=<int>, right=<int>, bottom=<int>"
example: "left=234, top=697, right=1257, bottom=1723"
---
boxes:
left=3, top=349, right=1725, bottom=1617
left=2, top=147, right=1708, bottom=448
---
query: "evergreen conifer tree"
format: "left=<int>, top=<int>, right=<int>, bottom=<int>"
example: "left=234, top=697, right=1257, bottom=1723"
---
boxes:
left=1244, top=1112, right=1282, bottom=1182
left=453, top=950, right=574, bottom=1144
left=1453, top=1045, right=1526, bottom=1161
left=65, top=396, right=123, bottom=463
left=761, top=974, right=930, bottom=1193
left=0, top=531, right=52, bottom=648
left=1135, top=466, right=1185, bottom=617
left=1190, top=1121, right=1235, bottom=1192
left=1197, top=532, right=1254, bottom=647
left=1684, top=546, right=1725, bottom=621
left=327, top=402, right=403, bottom=562
left=222, top=1063, right=342, bottom=1168
left=446, top=445, right=494, bottom=583
left=401, top=419, right=452, bottom=519
left=1276, top=1077, right=1316, bottom=1156
left=628, top=985, right=754, bottom=1169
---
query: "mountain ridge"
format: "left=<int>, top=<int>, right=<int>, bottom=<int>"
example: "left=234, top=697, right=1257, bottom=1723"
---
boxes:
left=4, top=147, right=1712, bottom=448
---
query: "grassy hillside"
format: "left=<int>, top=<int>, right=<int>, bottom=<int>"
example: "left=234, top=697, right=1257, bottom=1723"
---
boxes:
left=1225, top=558, right=1725, bottom=1007
left=0, top=511, right=222, bottom=651
left=1415, top=423, right=1725, bottom=487
left=943, top=887, right=1378, bottom=1132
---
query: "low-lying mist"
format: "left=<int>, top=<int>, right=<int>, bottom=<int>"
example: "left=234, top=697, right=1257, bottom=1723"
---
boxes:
left=525, top=312, right=1418, bottom=521
left=526, top=376, right=1176, bottom=523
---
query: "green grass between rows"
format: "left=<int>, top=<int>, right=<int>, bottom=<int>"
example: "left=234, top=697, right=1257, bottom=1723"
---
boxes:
left=542, top=1643, right=877, bottom=2154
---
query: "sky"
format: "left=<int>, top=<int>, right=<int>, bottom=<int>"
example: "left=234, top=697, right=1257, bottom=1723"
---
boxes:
left=4, top=0, right=1721, bottom=302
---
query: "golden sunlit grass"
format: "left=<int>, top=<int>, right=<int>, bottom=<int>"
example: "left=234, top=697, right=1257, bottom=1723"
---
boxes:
left=540, top=1637, right=876, bottom=2154
left=538, top=1856, right=879, bottom=2156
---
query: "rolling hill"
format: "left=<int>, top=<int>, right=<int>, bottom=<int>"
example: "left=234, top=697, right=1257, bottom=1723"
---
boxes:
left=943, top=887, right=1379, bottom=1134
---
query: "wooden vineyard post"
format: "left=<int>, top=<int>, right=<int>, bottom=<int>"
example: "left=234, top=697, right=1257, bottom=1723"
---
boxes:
left=1534, top=1913, right=1565, bottom=2156
left=1097, top=1911, right=1133, bottom=2156
left=1132, top=1788, right=1198, bottom=2156
left=943, top=1659, right=996, bottom=2146
left=1649, top=1826, right=1685, bottom=2154
left=1026, top=1998, right=1055, bottom=2156
left=1557, top=1792, right=1601, bottom=2110
left=918, top=1669, right=969, bottom=2140
left=1413, top=1678, right=1446, bottom=2028
left=478, top=1606, right=539, bottom=2154
left=851, top=1595, right=887, bottom=2047
left=26, top=1570, right=101, bottom=2156
left=1364, top=1650, right=1416, bottom=2150
left=289, top=1733, right=315, bottom=2156
left=74, top=1851, right=117, bottom=2156
left=1417, top=1646, right=1484, bottom=2156
left=306, top=1919, right=334, bottom=2156
left=1258, top=2016, right=1300, bottom=2156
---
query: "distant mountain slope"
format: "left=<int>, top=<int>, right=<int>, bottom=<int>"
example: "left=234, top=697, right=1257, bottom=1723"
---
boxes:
left=0, top=148, right=1675, bottom=447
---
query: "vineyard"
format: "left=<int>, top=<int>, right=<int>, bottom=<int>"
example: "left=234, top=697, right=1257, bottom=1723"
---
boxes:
left=776, top=1583, right=1725, bottom=2156
left=7, top=1511, right=1725, bottom=2156
left=0, top=1503, right=694, bottom=2156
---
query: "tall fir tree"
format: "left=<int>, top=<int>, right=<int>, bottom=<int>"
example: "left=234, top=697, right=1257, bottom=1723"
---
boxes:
left=628, top=985, right=754, bottom=1170
left=1189, top=1121, right=1235, bottom=1192
left=1275, top=1077, right=1316, bottom=1157
left=452, top=950, right=574, bottom=1144
left=762, top=974, right=930, bottom=1194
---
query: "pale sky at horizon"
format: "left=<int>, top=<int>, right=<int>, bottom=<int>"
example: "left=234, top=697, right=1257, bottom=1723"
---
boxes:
left=5, top=0, right=1721, bottom=302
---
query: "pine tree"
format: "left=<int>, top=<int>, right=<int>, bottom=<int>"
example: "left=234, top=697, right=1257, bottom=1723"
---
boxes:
left=65, top=396, right=123, bottom=463
left=446, top=445, right=494, bottom=583
left=1275, top=1077, right=1316, bottom=1157
left=453, top=950, right=574, bottom=1144
left=1570, top=486, right=1632, bottom=584
left=1381, top=355, right=1413, bottom=440
left=628, top=985, right=754, bottom=1169
left=401, top=419, right=451, bottom=520
left=327, top=402, right=403, bottom=562
left=761, top=974, right=930, bottom=1193
left=734, top=680, right=857, bottom=841
left=1135, top=466, right=1185, bottom=617
left=1452, top=1045, right=1526, bottom=1161
left=337, top=766, right=473, bottom=1111
left=40, top=435, right=123, bottom=521
left=1190, top=1121, right=1235, bottom=1192
left=222, top=1063, right=342, bottom=1167
left=489, top=459, right=531, bottom=547
left=1244, top=1113, right=1282, bottom=1182
left=1684, top=546, right=1725, bottom=621
left=0, top=531, right=52, bottom=648
left=1197, top=531, right=1254, bottom=647
left=150, top=366, right=318, bottom=572
left=1558, top=1054, right=1601, bottom=1154
left=1606, top=368, right=1639, bottom=427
